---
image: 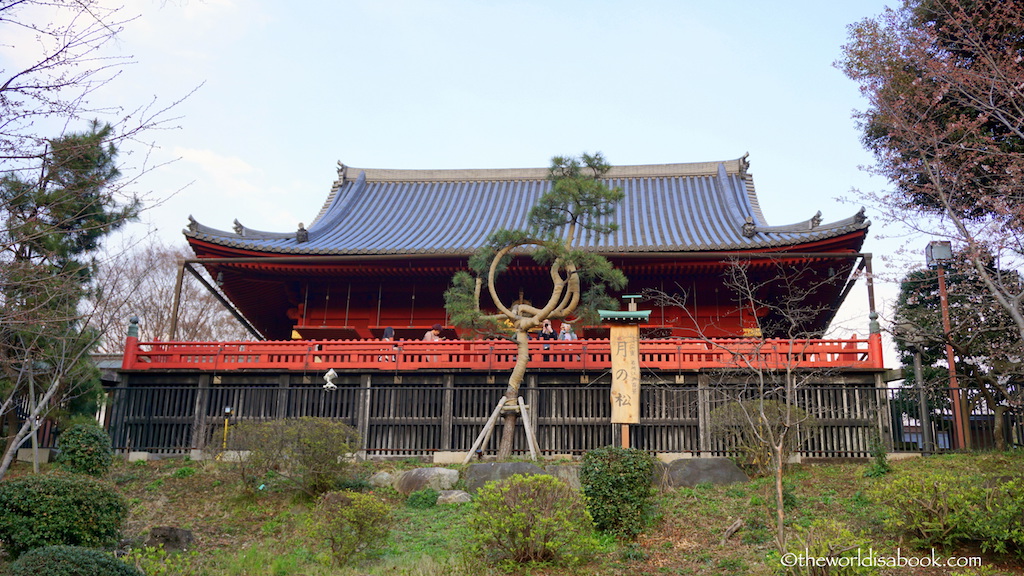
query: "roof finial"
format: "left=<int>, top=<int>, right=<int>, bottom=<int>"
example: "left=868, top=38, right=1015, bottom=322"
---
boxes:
left=296, top=223, right=308, bottom=243
left=810, top=211, right=822, bottom=229
left=742, top=217, right=757, bottom=238
left=233, top=219, right=245, bottom=236
left=187, top=215, right=198, bottom=233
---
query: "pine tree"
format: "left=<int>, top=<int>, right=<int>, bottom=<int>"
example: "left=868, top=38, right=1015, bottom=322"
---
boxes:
left=444, top=153, right=626, bottom=459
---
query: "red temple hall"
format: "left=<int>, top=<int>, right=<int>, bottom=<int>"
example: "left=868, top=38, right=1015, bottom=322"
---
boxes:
left=109, top=155, right=898, bottom=459
left=182, top=155, right=871, bottom=342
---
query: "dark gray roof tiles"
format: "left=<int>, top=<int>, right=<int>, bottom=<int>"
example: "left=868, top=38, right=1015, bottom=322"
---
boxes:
left=184, top=156, right=869, bottom=256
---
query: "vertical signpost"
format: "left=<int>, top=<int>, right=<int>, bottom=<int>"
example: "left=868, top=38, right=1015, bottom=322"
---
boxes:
left=600, top=296, right=650, bottom=449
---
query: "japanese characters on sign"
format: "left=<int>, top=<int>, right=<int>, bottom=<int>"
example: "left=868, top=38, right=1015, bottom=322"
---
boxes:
left=610, top=324, right=640, bottom=423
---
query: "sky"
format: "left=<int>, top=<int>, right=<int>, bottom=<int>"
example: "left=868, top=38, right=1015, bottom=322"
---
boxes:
left=6, top=0, right=914, bottom=352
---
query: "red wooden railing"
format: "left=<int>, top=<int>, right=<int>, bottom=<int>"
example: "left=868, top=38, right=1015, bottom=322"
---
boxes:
left=121, top=333, right=885, bottom=372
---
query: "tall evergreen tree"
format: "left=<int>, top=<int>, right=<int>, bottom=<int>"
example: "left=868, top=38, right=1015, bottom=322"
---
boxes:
left=0, top=121, right=136, bottom=479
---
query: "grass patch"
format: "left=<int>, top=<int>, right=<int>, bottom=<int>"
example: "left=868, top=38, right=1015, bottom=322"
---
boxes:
left=2, top=453, right=1023, bottom=575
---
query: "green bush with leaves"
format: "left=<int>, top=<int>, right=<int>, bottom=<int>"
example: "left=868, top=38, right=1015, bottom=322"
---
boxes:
left=121, top=545, right=201, bottom=576
left=870, top=472, right=1024, bottom=556
left=781, top=519, right=879, bottom=576
left=468, top=474, right=599, bottom=567
left=579, top=446, right=656, bottom=539
left=311, top=490, right=393, bottom=566
left=406, top=487, right=439, bottom=509
left=9, top=545, right=144, bottom=576
left=862, top=434, right=891, bottom=478
left=55, top=421, right=113, bottom=477
left=0, top=473, right=127, bottom=557
left=709, top=399, right=814, bottom=477
left=228, top=417, right=361, bottom=496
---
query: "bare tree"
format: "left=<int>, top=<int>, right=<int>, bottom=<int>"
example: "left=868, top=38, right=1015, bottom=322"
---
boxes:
left=88, top=239, right=253, bottom=351
left=0, top=1, right=190, bottom=478
left=648, top=257, right=857, bottom=551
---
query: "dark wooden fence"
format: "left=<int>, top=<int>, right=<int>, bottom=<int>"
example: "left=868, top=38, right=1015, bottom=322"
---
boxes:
left=101, top=382, right=1023, bottom=458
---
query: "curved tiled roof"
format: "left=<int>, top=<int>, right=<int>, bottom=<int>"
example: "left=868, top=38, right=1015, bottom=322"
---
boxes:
left=184, top=156, right=869, bottom=256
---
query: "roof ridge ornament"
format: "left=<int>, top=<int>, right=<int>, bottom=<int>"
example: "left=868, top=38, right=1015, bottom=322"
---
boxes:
left=335, top=161, right=347, bottom=186
left=297, top=223, right=308, bottom=243
left=233, top=219, right=245, bottom=236
left=187, top=215, right=198, bottom=233
left=742, top=217, right=757, bottom=238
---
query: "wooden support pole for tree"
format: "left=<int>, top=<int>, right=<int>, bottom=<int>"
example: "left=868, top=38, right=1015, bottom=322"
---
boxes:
left=518, top=396, right=539, bottom=460
left=463, top=396, right=507, bottom=464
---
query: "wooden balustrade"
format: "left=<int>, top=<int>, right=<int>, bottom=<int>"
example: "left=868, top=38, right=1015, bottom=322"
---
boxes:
left=121, top=334, right=884, bottom=372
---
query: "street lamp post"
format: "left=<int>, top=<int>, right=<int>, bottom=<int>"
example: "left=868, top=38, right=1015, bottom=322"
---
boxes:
left=925, top=241, right=968, bottom=450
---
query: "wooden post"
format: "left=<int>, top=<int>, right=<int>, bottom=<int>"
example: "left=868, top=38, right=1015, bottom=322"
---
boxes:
left=356, top=374, right=372, bottom=458
left=518, top=397, right=539, bottom=460
left=441, top=374, right=454, bottom=451
left=463, top=397, right=507, bottom=464
left=276, top=374, right=290, bottom=420
left=698, top=373, right=712, bottom=455
left=191, top=374, right=211, bottom=452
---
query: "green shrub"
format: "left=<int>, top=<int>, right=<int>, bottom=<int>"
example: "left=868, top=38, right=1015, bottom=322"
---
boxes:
left=0, top=473, right=127, bottom=557
left=709, top=399, right=814, bottom=477
left=55, top=422, right=113, bottom=477
left=122, top=545, right=201, bottom=576
left=780, top=519, right=879, bottom=575
left=579, top=446, right=656, bottom=539
left=862, top=435, right=891, bottom=478
left=870, top=472, right=1024, bottom=556
left=171, top=466, right=197, bottom=479
left=406, top=487, right=440, bottom=509
left=9, top=545, right=143, bottom=576
left=469, top=474, right=599, bottom=567
left=228, top=417, right=361, bottom=496
left=311, top=490, right=393, bottom=566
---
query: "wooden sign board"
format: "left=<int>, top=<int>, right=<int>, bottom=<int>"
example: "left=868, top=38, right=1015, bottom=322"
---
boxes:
left=610, top=324, right=640, bottom=424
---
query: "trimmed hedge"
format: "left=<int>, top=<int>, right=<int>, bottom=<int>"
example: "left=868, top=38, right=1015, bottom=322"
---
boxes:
left=0, top=473, right=127, bottom=557
left=9, top=545, right=144, bottom=576
left=579, top=446, right=657, bottom=539
left=55, top=422, right=113, bottom=477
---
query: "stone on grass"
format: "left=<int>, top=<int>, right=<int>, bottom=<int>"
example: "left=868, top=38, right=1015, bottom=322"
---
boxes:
left=394, top=467, right=459, bottom=495
left=146, top=526, right=195, bottom=551
left=368, top=471, right=394, bottom=489
left=437, top=490, right=472, bottom=504
left=661, top=457, right=748, bottom=488
left=544, top=464, right=581, bottom=489
left=464, top=462, right=547, bottom=493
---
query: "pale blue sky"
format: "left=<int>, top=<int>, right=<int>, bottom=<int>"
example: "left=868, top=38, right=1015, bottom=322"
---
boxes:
left=7, top=0, right=907, bottom=341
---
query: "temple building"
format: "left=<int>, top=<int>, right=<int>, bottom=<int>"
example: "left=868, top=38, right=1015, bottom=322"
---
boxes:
left=107, top=154, right=897, bottom=459
left=183, top=155, right=870, bottom=341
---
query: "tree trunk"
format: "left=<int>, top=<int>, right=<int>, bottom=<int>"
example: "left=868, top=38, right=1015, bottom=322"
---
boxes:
left=774, top=442, right=786, bottom=551
left=993, top=405, right=1007, bottom=451
left=496, top=328, right=531, bottom=460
